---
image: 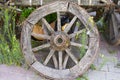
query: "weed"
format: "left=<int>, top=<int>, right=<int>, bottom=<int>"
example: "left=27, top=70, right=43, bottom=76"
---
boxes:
left=90, top=64, right=96, bottom=70
left=77, top=29, right=88, bottom=59
left=0, top=7, right=24, bottom=66
left=18, top=7, right=35, bottom=24
left=45, top=13, right=57, bottom=23
left=75, top=21, right=88, bottom=59
left=108, top=50, right=117, bottom=54
left=98, top=53, right=117, bottom=70
left=76, top=74, right=88, bottom=80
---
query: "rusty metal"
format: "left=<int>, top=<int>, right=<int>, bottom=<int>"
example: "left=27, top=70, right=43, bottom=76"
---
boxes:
left=50, top=31, right=70, bottom=51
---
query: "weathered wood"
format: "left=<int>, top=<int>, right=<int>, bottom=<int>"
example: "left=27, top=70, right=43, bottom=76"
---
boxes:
left=63, top=54, right=69, bottom=69
left=65, top=49, right=78, bottom=64
left=42, top=18, right=55, bottom=33
left=58, top=51, right=63, bottom=70
left=110, top=12, right=120, bottom=45
left=70, top=42, right=88, bottom=49
left=64, top=16, right=77, bottom=33
left=105, top=10, right=120, bottom=45
left=69, top=29, right=85, bottom=38
left=111, top=13, right=119, bottom=38
left=43, top=49, right=55, bottom=65
left=21, top=21, right=37, bottom=65
left=31, top=32, right=50, bottom=40
left=11, top=0, right=112, bottom=7
left=32, top=21, right=55, bottom=40
left=31, top=61, right=73, bottom=79
left=32, top=43, right=50, bottom=52
left=52, top=54, right=58, bottom=69
left=21, top=1, right=99, bottom=79
left=57, top=11, right=61, bottom=31
left=14, top=0, right=42, bottom=6
left=27, top=1, right=69, bottom=24
left=70, top=36, right=99, bottom=77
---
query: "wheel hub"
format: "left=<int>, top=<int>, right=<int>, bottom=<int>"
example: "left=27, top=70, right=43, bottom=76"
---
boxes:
left=50, top=32, right=70, bottom=51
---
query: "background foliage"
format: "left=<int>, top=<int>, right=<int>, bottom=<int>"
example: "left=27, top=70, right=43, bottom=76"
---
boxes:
left=0, top=7, right=24, bottom=66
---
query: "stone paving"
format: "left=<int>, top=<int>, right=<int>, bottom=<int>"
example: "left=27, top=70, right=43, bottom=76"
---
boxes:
left=0, top=36, right=120, bottom=80
left=87, top=37, right=120, bottom=80
left=0, top=65, right=44, bottom=80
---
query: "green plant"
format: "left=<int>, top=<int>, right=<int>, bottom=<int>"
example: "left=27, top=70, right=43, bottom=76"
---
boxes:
left=75, top=22, right=87, bottom=59
left=19, top=7, right=35, bottom=24
left=108, top=50, right=117, bottom=54
left=0, top=7, right=24, bottom=66
left=90, top=64, right=96, bottom=70
left=98, top=53, right=117, bottom=70
left=76, top=74, right=88, bottom=80
left=45, top=13, right=57, bottom=23
left=80, top=29, right=87, bottom=58
left=19, top=7, right=56, bottom=24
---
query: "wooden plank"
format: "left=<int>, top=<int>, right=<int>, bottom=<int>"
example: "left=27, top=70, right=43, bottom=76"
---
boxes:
left=14, top=0, right=41, bottom=6
left=43, top=49, right=55, bottom=65
left=69, top=29, right=85, bottom=38
left=57, top=11, right=61, bottom=31
left=31, top=32, right=50, bottom=40
left=31, top=61, right=72, bottom=79
left=64, top=16, right=77, bottom=33
left=21, top=21, right=37, bottom=65
left=27, top=1, right=69, bottom=24
left=65, top=49, right=78, bottom=64
left=52, top=54, right=58, bottom=69
left=32, top=43, right=50, bottom=52
left=70, top=42, right=88, bottom=49
left=63, top=55, right=69, bottom=69
left=42, top=18, right=55, bottom=33
left=58, top=51, right=63, bottom=70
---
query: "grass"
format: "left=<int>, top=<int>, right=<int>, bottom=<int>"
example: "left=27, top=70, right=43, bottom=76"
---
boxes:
left=76, top=74, right=88, bottom=80
left=0, top=7, right=24, bottom=66
left=98, top=53, right=117, bottom=70
left=18, top=7, right=35, bottom=24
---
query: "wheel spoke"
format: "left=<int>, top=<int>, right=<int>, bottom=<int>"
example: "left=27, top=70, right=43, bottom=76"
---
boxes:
left=58, top=51, right=63, bottom=69
left=65, top=49, right=78, bottom=64
left=64, top=16, right=77, bottom=33
left=32, top=43, right=50, bottom=52
left=63, top=54, right=69, bottom=69
left=70, top=42, right=88, bottom=49
left=52, top=54, right=58, bottom=69
left=43, top=49, right=55, bottom=65
left=71, top=22, right=80, bottom=41
left=31, top=32, right=50, bottom=40
left=42, top=18, right=55, bottom=33
left=69, top=29, right=85, bottom=38
left=57, top=11, right=61, bottom=31
left=42, top=23, right=48, bottom=35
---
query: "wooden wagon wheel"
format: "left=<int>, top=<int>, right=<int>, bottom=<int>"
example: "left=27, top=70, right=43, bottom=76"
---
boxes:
left=21, top=1, right=99, bottom=79
left=105, top=9, right=120, bottom=45
left=109, top=13, right=120, bottom=45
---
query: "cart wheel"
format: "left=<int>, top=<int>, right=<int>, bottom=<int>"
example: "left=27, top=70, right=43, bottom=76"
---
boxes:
left=105, top=10, right=120, bottom=45
left=21, top=1, right=99, bottom=79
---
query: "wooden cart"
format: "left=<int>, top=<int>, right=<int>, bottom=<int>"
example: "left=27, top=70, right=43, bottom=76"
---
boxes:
left=7, top=0, right=119, bottom=79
